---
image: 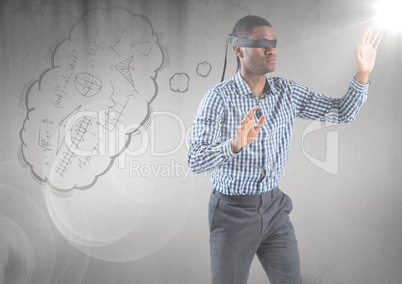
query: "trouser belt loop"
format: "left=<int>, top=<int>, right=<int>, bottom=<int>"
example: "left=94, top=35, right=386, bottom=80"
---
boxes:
left=213, top=188, right=216, bottom=194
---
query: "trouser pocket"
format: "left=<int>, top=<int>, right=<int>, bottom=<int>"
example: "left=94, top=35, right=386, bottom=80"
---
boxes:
left=208, top=192, right=220, bottom=231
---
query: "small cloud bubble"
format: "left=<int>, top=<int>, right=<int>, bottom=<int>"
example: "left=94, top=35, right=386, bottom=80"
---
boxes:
left=196, top=61, right=212, bottom=78
left=169, top=73, right=190, bottom=93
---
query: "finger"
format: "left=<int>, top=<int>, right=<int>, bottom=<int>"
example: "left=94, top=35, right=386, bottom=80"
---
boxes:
left=239, top=117, right=252, bottom=130
left=249, top=106, right=259, bottom=112
left=236, top=125, right=242, bottom=134
left=366, top=25, right=374, bottom=44
left=241, top=112, right=252, bottom=124
left=373, top=33, right=383, bottom=50
left=248, top=106, right=259, bottom=118
left=361, top=26, right=371, bottom=45
left=255, top=115, right=266, bottom=133
left=370, top=30, right=381, bottom=45
left=355, top=44, right=362, bottom=60
left=242, top=106, right=257, bottom=122
left=256, top=115, right=266, bottom=127
left=240, top=123, right=247, bottom=131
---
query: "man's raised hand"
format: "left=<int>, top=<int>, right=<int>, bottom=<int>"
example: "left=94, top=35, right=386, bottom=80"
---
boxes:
left=355, top=26, right=382, bottom=84
left=231, top=106, right=266, bottom=153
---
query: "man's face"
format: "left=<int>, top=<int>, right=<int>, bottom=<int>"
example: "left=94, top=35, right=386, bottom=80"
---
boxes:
left=237, top=26, right=277, bottom=75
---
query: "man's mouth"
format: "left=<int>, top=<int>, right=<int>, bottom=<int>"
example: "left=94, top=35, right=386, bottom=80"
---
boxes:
left=267, top=57, right=276, bottom=63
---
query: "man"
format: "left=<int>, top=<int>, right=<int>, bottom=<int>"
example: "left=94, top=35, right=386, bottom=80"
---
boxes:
left=188, top=15, right=381, bottom=284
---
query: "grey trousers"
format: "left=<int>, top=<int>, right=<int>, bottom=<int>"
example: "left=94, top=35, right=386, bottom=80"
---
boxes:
left=208, top=187, right=302, bottom=284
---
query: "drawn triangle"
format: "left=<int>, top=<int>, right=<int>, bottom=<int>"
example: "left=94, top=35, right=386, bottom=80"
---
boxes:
left=115, top=55, right=135, bottom=86
left=57, top=105, right=82, bottom=154
left=132, top=41, right=151, bottom=57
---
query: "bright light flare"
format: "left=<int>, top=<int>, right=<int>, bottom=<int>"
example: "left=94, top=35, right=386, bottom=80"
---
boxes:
left=375, top=0, right=402, bottom=32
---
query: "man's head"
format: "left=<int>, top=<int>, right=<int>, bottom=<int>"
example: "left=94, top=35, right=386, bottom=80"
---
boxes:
left=232, top=15, right=272, bottom=39
left=232, top=15, right=277, bottom=75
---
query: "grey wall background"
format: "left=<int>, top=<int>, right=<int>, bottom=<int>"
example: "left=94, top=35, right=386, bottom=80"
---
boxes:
left=0, top=0, right=401, bottom=283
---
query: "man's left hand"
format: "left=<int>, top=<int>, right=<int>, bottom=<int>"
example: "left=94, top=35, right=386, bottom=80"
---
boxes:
left=355, top=26, right=382, bottom=84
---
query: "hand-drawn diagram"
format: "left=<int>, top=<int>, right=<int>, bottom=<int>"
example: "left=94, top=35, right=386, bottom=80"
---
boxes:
left=19, top=7, right=165, bottom=193
left=169, top=72, right=190, bottom=93
left=196, top=61, right=212, bottom=78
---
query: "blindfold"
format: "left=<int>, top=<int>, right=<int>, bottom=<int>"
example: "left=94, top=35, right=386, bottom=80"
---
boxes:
left=221, top=34, right=277, bottom=82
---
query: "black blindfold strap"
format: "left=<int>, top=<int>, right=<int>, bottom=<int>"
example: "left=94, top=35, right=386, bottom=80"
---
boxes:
left=221, top=35, right=231, bottom=82
left=221, top=34, right=277, bottom=82
left=228, top=34, right=277, bottom=48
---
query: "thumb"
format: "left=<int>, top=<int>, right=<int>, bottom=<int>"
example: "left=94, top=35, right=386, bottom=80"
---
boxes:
left=255, top=115, right=266, bottom=133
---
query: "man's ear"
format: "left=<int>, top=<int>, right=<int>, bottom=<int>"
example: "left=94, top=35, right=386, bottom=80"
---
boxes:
left=233, top=46, right=243, bottom=58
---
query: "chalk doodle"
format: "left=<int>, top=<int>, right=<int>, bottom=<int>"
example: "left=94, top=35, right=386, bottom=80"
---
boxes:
left=169, top=72, right=190, bottom=93
left=19, top=7, right=165, bottom=193
left=74, top=73, right=103, bottom=97
left=196, top=61, right=212, bottom=78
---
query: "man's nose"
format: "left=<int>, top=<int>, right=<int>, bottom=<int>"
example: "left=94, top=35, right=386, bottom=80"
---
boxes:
left=264, top=47, right=276, bottom=55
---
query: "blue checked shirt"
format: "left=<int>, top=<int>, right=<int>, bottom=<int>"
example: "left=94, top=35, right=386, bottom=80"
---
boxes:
left=188, top=72, right=369, bottom=195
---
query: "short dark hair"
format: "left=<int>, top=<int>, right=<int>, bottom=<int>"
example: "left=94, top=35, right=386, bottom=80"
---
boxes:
left=231, top=15, right=272, bottom=71
left=232, top=15, right=272, bottom=39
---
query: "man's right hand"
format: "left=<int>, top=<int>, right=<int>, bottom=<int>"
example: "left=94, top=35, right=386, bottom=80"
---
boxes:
left=231, top=106, right=266, bottom=153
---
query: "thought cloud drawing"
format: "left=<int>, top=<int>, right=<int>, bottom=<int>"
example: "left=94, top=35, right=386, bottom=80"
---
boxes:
left=169, top=73, right=190, bottom=93
left=19, top=7, right=165, bottom=193
left=196, top=61, right=212, bottom=78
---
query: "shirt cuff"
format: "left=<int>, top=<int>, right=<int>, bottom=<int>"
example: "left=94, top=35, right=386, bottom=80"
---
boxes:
left=222, top=139, right=242, bottom=158
left=351, top=77, right=370, bottom=92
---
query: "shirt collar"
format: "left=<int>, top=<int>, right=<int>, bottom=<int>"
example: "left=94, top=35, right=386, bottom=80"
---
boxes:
left=234, top=72, right=253, bottom=97
left=233, top=71, right=275, bottom=98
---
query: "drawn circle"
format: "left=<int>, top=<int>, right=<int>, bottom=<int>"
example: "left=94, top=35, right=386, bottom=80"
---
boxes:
left=74, top=73, right=102, bottom=97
